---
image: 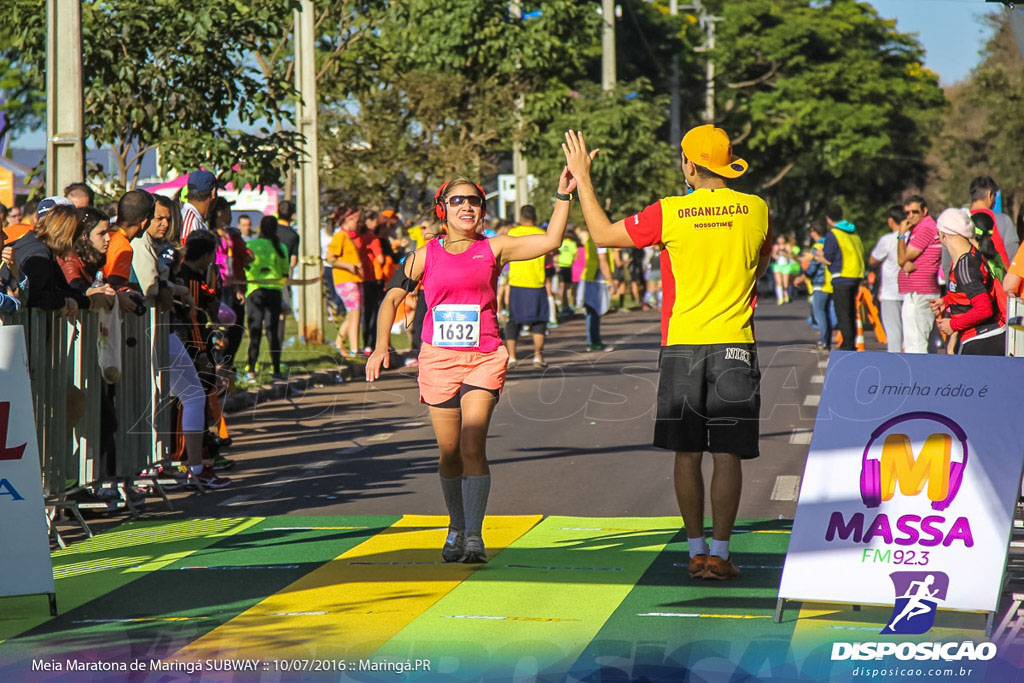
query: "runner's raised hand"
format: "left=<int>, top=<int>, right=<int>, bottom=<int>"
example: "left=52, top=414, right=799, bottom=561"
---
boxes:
left=562, top=131, right=599, bottom=184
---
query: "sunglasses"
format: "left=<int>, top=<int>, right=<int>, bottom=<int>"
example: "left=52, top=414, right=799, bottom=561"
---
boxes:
left=447, top=195, right=483, bottom=208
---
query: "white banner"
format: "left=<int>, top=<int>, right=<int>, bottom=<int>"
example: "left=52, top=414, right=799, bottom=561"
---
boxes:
left=0, top=326, right=56, bottom=600
left=779, top=351, right=1024, bottom=614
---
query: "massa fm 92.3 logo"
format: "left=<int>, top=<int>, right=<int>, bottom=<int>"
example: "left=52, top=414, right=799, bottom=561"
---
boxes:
left=826, top=412, right=973, bottom=548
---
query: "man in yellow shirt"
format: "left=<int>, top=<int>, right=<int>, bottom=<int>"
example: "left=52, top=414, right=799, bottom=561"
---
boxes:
left=564, top=125, right=772, bottom=582
left=505, top=205, right=550, bottom=369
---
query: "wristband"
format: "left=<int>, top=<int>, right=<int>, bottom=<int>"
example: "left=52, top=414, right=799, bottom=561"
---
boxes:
left=555, top=192, right=573, bottom=202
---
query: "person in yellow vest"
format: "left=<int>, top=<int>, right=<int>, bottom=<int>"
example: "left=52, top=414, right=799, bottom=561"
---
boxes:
left=799, top=225, right=835, bottom=350
left=505, top=205, right=550, bottom=369
left=563, top=125, right=772, bottom=582
left=815, top=203, right=865, bottom=351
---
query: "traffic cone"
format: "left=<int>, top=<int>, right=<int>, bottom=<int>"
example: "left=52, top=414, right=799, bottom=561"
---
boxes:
left=855, top=310, right=866, bottom=351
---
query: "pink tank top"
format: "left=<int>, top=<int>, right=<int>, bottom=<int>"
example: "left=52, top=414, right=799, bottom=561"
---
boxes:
left=422, top=237, right=502, bottom=352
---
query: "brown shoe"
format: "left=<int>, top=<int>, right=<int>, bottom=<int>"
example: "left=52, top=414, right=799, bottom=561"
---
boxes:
left=688, top=553, right=708, bottom=578
left=703, top=555, right=741, bottom=580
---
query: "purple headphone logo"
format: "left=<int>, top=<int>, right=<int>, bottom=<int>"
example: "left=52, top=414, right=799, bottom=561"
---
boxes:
left=859, top=412, right=968, bottom=512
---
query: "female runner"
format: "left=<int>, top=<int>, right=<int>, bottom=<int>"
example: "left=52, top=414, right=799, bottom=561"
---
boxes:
left=366, top=163, right=588, bottom=562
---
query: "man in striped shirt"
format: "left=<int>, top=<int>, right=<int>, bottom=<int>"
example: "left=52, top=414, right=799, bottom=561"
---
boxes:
left=180, top=170, right=220, bottom=242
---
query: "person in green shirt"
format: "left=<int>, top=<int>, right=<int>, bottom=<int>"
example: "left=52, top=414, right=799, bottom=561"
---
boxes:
left=556, top=233, right=578, bottom=315
left=244, top=216, right=291, bottom=379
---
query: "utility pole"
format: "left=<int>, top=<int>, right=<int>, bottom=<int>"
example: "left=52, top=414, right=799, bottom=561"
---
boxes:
left=45, top=0, right=84, bottom=196
left=602, top=0, right=617, bottom=91
left=704, top=20, right=717, bottom=123
left=669, top=0, right=680, bottom=144
left=685, top=1, right=720, bottom=124
left=294, top=0, right=323, bottom=344
left=510, top=1, right=529, bottom=216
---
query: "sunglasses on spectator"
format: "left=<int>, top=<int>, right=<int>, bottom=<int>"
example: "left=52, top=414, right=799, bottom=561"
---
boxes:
left=447, top=195, right=483, bottom=208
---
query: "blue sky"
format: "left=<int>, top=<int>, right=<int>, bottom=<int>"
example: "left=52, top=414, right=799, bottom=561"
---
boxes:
left=869, top=0, right=1001, bottom=85
left=7, top=0, right=1004, bottom=150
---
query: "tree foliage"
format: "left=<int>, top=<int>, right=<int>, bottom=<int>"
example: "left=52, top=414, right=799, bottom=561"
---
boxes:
left=526, top=81, right=680, bottom=218
left=316, top=0, right=602, bottom=213
left=0, top=26, right=45, bottom=150
left=6, top=0, right=304, bottom=190
left=932, top=12, right=1024, bottom=218
left=709, top=0, right=945, bottom=241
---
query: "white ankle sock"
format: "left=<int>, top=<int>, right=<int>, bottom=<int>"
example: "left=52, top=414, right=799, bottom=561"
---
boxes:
left=710, top=539, right=730, bottom=560
left=688, top=537, right=708, bottom=558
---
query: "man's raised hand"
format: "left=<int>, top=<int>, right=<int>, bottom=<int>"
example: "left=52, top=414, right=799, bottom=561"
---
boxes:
left=562, top=130, right=599, bottom=183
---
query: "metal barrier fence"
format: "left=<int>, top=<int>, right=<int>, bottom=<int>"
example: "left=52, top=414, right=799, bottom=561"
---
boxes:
left=0, top=307, right=172, bottom=501
left=1008, top=297, right=1024, bottom=357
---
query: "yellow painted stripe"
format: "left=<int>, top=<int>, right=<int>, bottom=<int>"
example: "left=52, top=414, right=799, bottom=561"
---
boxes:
left=172, top=514, right=541, bottom=661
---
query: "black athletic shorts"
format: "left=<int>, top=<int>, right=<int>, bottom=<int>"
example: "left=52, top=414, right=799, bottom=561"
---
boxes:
left=654, top=344, right=761, bottom=459
left=430, top=384, right=500, bottom=409
left=506, top=286, right=549, bottom=338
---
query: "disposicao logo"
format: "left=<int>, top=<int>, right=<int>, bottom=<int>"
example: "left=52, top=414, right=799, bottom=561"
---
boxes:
left=881, top=571, right=948, bottom=635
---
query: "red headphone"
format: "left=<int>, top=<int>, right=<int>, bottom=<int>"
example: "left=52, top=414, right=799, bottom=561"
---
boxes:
left=434, top=180, right=487, bottom=222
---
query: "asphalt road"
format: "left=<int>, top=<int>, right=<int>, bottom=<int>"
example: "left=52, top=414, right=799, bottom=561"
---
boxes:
left=127, top=298, right=833, bottom=527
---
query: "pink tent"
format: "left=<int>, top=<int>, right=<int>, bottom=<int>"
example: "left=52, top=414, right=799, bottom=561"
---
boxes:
left=145, top=174, right=280, bottom=215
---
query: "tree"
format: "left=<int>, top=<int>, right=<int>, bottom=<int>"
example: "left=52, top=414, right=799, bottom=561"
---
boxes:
left=315, top=0, right=602, bottom=213
left=526, top=80, right=680, bottom=218
left=708, top=0, right=945, bottom=241
left=0, top=27, right=45, bottom=152
left=6, top=0, right=305, bottom=190
left=319, top=70, right=517, bottom=213
left=248, top=0, right=386, bottom=198
left=932, top=12, right=1024, bottom=219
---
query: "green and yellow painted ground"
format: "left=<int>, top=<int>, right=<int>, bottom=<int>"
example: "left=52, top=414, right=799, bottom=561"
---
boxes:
left=0, top=516, right=998, bottom=682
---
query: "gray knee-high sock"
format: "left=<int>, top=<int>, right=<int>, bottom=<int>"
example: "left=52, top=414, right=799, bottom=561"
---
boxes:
left=462, top=474, right=491, bottom=534
left=440, top=475, right=465, bottom=531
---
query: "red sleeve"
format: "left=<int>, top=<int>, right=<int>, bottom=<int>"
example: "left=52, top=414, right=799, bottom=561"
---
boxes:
left=624, top=201, right=663, bottom=248
left=950, top=293, right=994, bottom=332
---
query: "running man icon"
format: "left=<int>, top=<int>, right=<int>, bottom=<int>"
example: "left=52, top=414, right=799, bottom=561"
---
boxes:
left=881, top=571, right=950, bottom=635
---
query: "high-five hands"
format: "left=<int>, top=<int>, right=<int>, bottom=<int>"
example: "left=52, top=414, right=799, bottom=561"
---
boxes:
left=561, top=131, right=599, bottom=187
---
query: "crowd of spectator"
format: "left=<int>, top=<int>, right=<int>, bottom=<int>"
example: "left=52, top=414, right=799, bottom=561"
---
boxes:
left=778, top=175, right=1024, bottom=356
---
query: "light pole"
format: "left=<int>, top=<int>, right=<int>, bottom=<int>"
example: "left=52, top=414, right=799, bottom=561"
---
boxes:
left=602, top=0, right=617, bottom=92
left=294, top=0, right=323, bottom=344
left=45, top=0, right=85, bottom=196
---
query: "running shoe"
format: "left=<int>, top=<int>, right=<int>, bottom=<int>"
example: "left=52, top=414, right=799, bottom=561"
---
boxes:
left=519, top=327, right=530, bottom=338
left=506, top=357, right=518, bottom=370
left=154, top=466, right=186, bottom=491
left=702, top=555, right=741, bottom=580
left=362, top=347, right=373, bottom=356
left=441, top=530, right=465, bottom=563
left=585, top=344, right=615, bottom=353
left=241, top=371, right=256, bottom=383
left=272, top=372, right=287, bottom=381
left=532, top=357, right=548, bottom=369
left=461, top=534, right=487, bottom=564
left=688, top=553, right=708, bottom=579
left=547, top=321, right=559, bottom=329
left=404, top=357, right=419, bottom=367
left=211, top=455, right=236, bottom=471
left=193, top=467, right=231, bottom=489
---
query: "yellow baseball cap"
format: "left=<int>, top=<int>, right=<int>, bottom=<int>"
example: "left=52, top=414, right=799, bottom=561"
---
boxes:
left=681, top=124, right=748, bottom=178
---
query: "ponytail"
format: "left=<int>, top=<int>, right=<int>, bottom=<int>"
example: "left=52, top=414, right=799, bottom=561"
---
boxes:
left=259, top=215, right=286, bottom=259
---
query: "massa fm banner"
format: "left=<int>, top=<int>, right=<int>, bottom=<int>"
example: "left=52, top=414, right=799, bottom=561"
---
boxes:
left=0, top=326, right=56, bottom=606
left=779, top=351, right=1024, bottom=616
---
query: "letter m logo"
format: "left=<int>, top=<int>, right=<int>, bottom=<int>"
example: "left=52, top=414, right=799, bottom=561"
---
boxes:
left=880, top=434, right=952, bottom=503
